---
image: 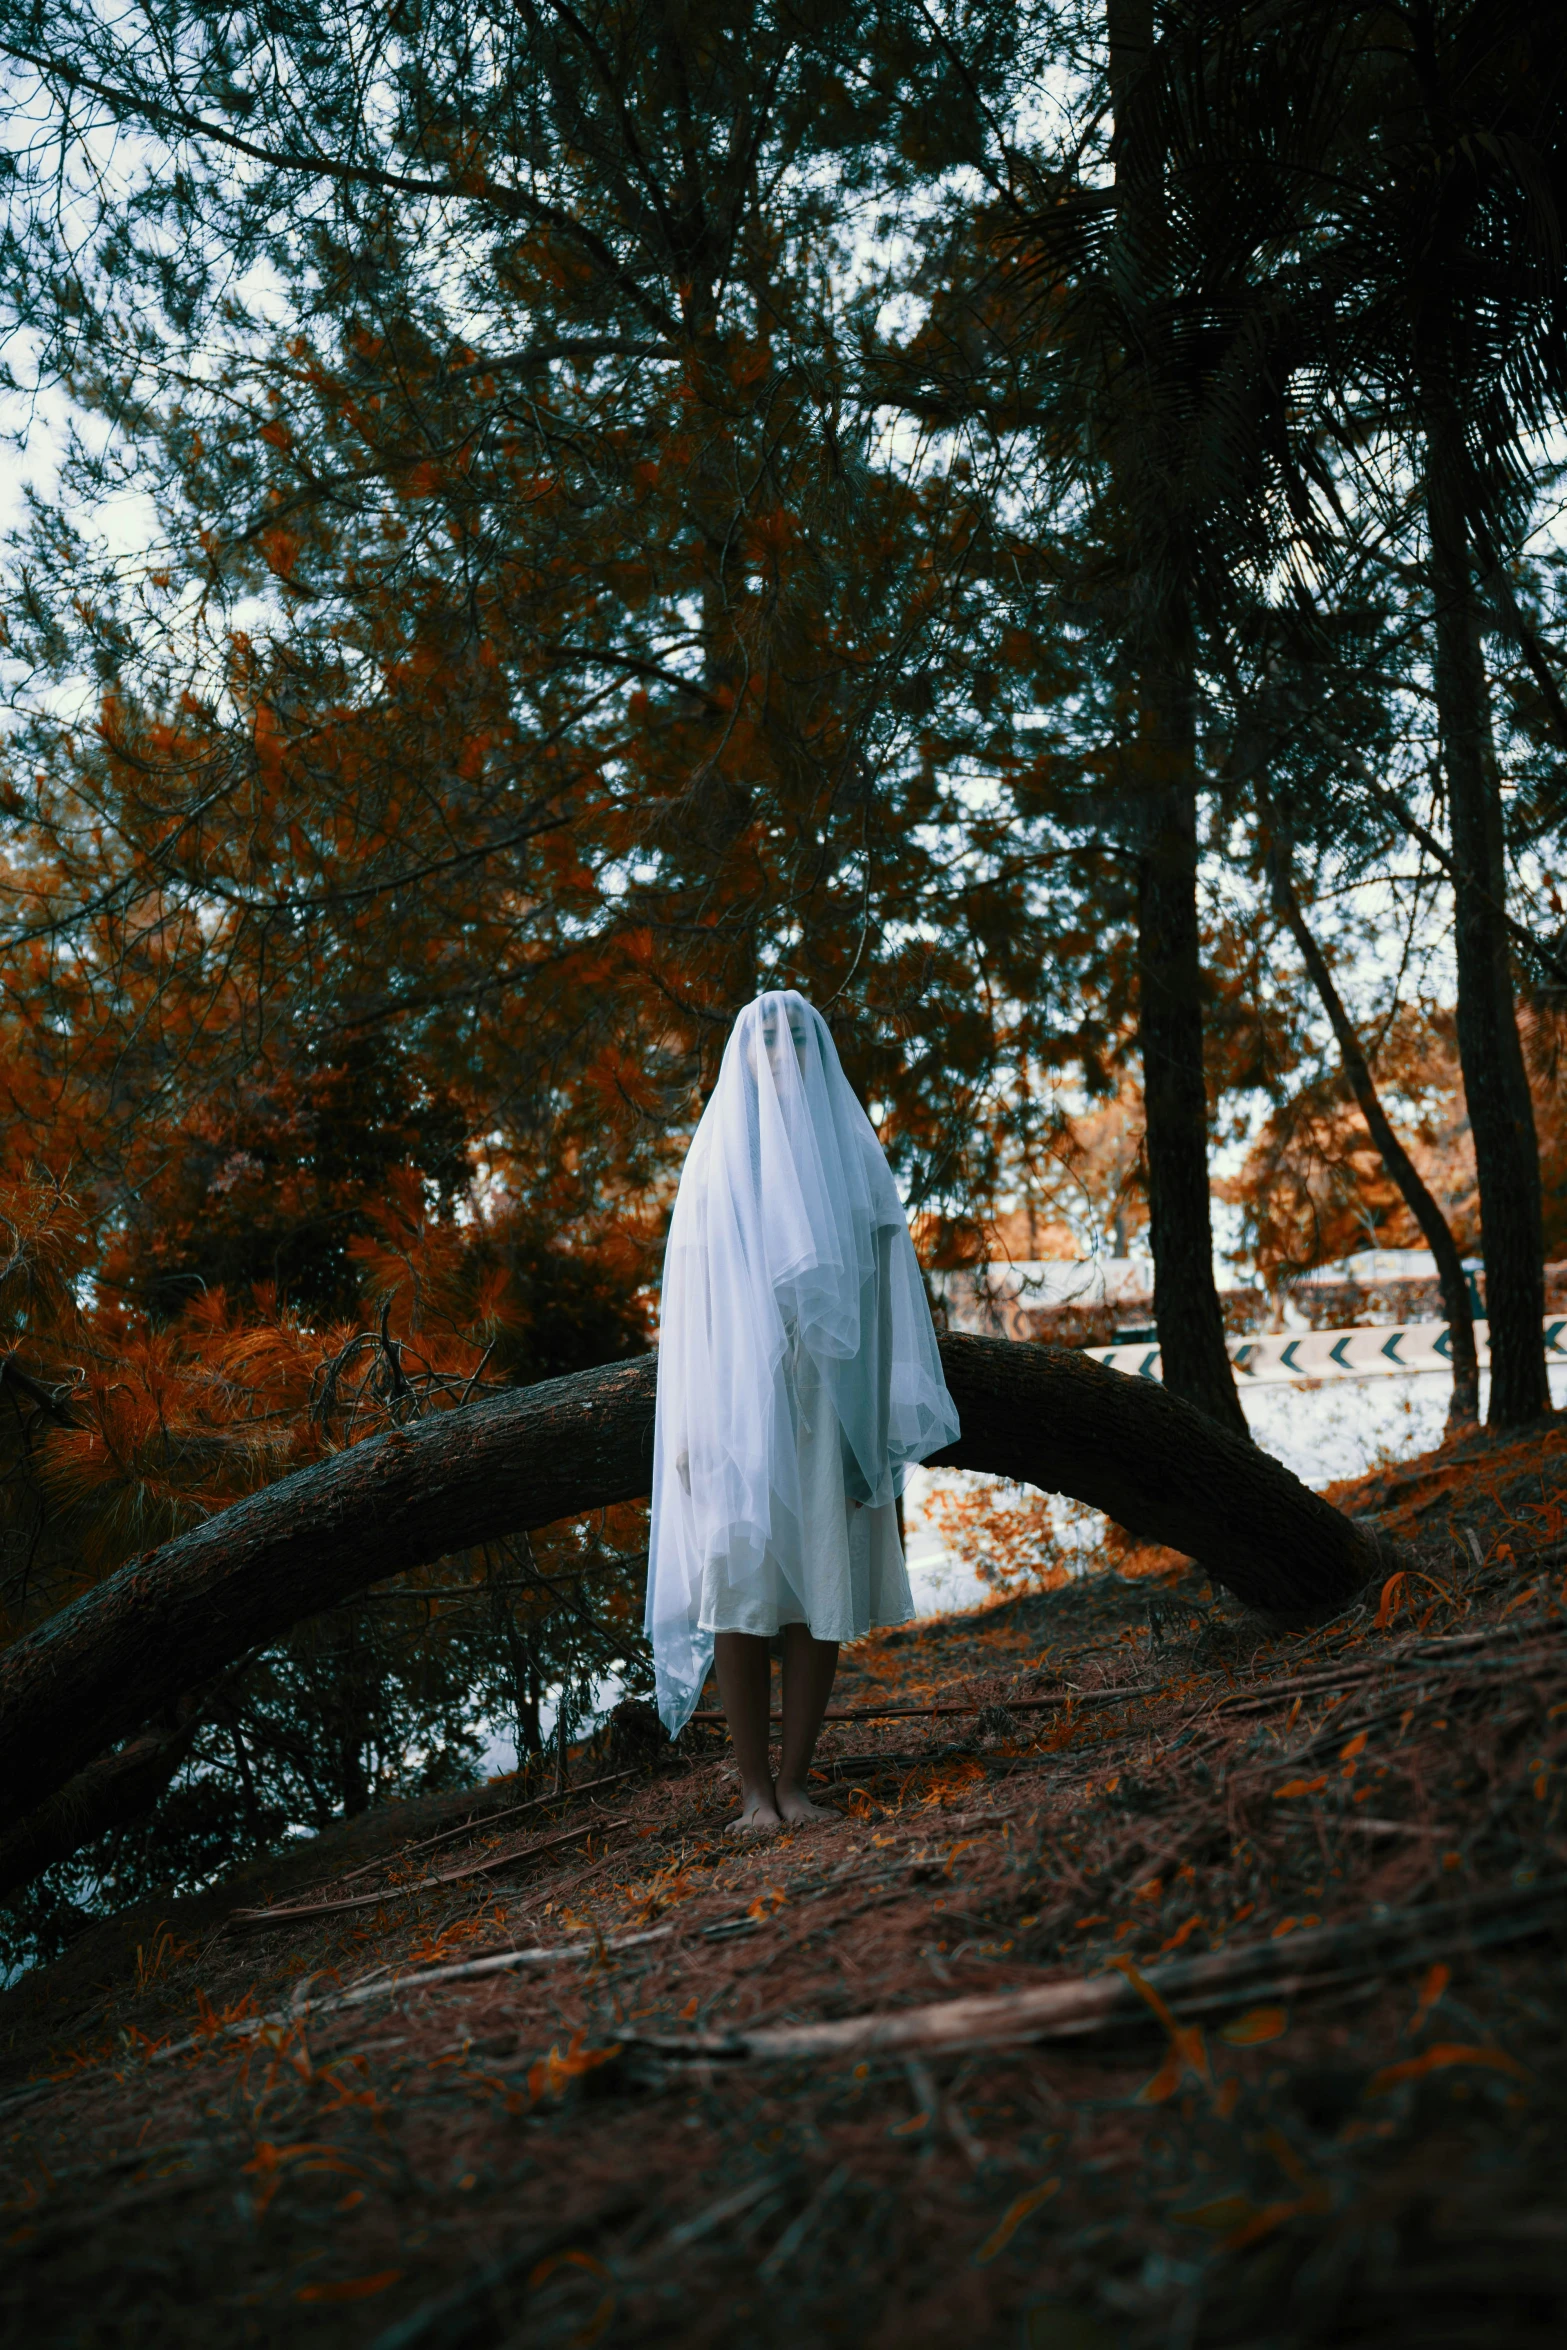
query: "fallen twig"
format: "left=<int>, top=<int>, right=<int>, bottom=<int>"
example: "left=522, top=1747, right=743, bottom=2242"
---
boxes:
left=1336, top=1816, right=1455, bottom=1839
left=618, top=1876, right=1567, bottom=2066
left=1210, top=1625, right=1567, bottom=1720
left=1406, top=1616, right=1567, bottom=1654
left=923, top=1810, right=1017, bottom=1831
left=144, top=1926, right=676, bottom=2064
left=661, top=2167, right=794, bottom=2251
left=226, top=1815, right=635, bottom=1929
left=691, top=1684, right=1169, bottom=1727
left=816, top=1746, right=1083, bottom=1783
left=815, top=1747, right=985, bottom=1779
left=322, top=1770, right=640, bottom=1891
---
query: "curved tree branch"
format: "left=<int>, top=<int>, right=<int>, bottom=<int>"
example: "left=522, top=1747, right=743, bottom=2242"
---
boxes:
left=0, top=1337, right=1401, bottom=1829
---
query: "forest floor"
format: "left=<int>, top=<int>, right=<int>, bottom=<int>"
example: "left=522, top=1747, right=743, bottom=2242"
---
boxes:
left=4, top=1410, right=1567, bottom=2350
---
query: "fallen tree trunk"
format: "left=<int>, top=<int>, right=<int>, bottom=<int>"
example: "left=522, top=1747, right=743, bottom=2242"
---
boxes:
left=0, top=1336, right=1401, bottom=1831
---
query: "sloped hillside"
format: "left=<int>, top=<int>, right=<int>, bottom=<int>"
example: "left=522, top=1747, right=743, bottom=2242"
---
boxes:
left=3, top=1413, right=1565, bottom=2349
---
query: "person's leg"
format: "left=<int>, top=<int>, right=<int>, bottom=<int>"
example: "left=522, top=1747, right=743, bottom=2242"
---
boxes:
left=775, top=1623, right=840, bottom=1823
left=713, top=1632, right=782, bottom=1834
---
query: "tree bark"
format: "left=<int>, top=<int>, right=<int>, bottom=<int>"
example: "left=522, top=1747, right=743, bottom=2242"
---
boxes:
left=0, top=1336, right=1403, bottom=1833
left=1269, top=843, right=1480, bottom=1433
left=1107, top=0, right=1247, bottom=1437
left=1136, top=676, right=1250, bottom=1437
left=0, top=1701, right=200, bottom=1903
left=1425, top=402, right=1549, bottom=1426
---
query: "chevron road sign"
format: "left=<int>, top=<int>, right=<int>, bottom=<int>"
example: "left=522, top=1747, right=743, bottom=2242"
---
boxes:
left=1086, top=1318, right=1567, bottom=1386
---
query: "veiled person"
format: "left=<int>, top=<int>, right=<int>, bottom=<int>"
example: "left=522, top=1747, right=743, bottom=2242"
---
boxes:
left=646, top=990, right=960, bottom=1831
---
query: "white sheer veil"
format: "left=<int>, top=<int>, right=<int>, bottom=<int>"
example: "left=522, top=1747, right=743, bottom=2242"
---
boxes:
left=645, top=989, right=960, bottom=1732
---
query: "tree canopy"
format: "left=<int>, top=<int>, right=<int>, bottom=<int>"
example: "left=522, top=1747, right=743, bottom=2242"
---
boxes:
left=2, top=0, right=1565, bottom=1961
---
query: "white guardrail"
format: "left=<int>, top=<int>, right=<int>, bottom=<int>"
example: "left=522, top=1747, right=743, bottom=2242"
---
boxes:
left=1086, top=1317, right=1567, bottom=1386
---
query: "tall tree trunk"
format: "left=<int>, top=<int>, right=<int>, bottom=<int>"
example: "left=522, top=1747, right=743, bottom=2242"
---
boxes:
left=331, top=1623, right=374, bottom=1818
left=1108, top=0, right=1247, bottom=1436
left=1136, top=652, right=1251, bottom=1436
left=1425, top=402, right=1549, bottom=1427
left=488, top=1545, right=543, bottom=1762
left=226, top=1712, right=264, bottom=1841
left=1269, top=839, right=1480, bottom=1433
left=0, top=1339, right=1408, bottom=1841
left=508, top=1614, right=543, bottom=1761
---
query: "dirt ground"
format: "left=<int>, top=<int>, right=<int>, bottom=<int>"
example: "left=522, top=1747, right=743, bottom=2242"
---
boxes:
left=4, top=1410, right=1567, bottom=2349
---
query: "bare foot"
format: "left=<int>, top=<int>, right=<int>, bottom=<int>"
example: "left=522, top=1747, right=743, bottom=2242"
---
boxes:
left=773, top=1779, right=839, bottom=1826
left=727, top=1792, right=783, bottom=1838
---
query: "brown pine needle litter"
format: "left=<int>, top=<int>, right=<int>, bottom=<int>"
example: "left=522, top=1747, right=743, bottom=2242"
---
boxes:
left=5, top=1412, right=1567, bottom=2348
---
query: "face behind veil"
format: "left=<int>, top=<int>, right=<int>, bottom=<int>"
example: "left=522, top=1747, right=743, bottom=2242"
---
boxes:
left=645, top=989, right=960, bottom=1731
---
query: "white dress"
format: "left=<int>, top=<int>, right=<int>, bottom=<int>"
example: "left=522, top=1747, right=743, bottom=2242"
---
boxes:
left=646, top=990, right=960, bottom=1731
left=696, top=1334, right=914, bottom=1642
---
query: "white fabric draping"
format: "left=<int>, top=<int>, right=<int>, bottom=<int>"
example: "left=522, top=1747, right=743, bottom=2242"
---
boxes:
left=645, top=990, right=960, bottom=1732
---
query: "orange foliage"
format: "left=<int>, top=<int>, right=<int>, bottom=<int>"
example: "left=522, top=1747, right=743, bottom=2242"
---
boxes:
left=1222, top=1005, right=1480, bottom=1277
left=923, top=1477, right=1083, bottom=1598
left=0, top=1161, right=652, bottom=1634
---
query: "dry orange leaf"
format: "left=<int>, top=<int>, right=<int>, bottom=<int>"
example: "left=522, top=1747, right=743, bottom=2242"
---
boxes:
left=1158, top=1915, right=1205, bottom=1955
left=1225, top=2186, right=1331, bottom=2251
left=1138, top=2024, right=1211, bottom=2103
left=973, top=2179, right=1061, bottom=2265
left=1218, top=2006, right=1288, bottom=2046
left=526, top=2031, right=622, bottom=2107
left=295, top=2270, right=402, bottom=2303
left=1374, top=1570, right=1408, bottom=1630
left=1172, top=2193, right=1255, bottom=2233
left=1368, top=2042, right=1528, bottom=2095
left=1409, top=1962, right=1451, bottom=2035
